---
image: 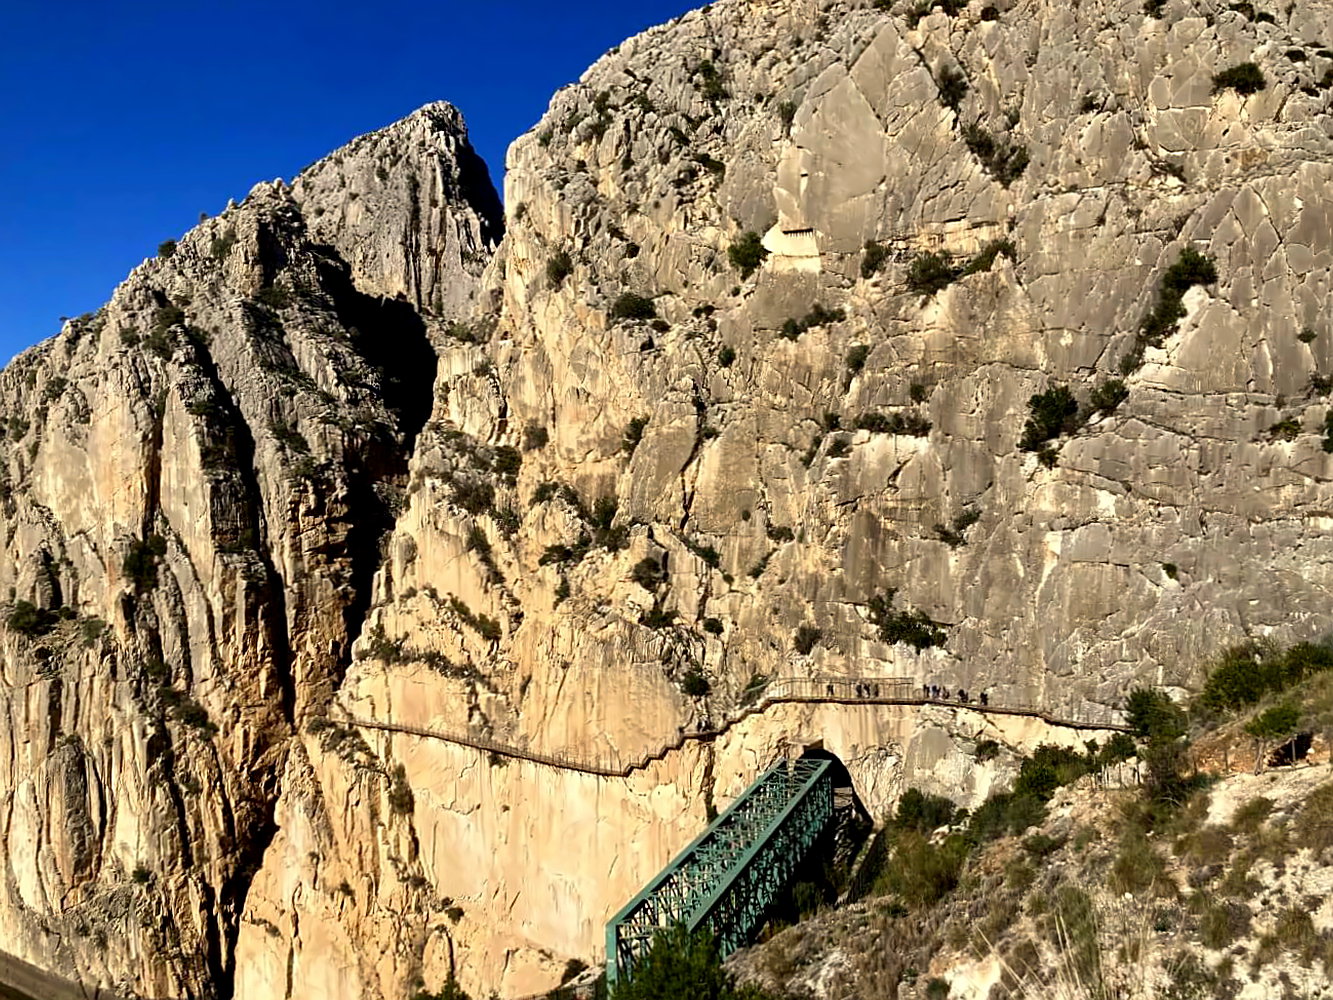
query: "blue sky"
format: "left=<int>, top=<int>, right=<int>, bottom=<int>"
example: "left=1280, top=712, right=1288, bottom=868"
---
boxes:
left=0, top=0, right=699, bottom=360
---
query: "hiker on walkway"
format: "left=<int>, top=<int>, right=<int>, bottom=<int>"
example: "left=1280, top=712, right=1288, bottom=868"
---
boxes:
left=980, top=691, right=989, bottom=707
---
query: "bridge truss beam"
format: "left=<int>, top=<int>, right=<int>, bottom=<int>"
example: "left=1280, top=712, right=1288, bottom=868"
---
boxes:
left=605, top=758, right=835, bottom=987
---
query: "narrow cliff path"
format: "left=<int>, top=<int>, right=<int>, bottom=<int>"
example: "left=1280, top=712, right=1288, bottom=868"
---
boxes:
left=337, top=677, right=1130, bottom=778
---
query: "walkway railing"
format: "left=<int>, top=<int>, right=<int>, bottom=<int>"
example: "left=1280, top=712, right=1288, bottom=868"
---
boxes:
left=338, top=675, right=1128, bottom=779
left=605, top=758, right=835, bottom=987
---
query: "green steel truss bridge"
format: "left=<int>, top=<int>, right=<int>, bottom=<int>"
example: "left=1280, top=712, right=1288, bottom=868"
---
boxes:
left=604, top=757, right=836, bottom=988
left=338, top=679, right=1131, bottom=993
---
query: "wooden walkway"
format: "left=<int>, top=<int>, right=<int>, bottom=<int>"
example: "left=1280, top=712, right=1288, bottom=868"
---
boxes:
left=341, top=676, right=1130, bottom=778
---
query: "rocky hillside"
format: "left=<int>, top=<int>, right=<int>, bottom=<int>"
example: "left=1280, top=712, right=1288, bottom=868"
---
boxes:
left=7, top=0, right=1333, bottom=997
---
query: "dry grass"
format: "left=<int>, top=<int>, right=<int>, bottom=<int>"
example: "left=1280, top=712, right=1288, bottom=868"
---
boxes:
left=1110, top=832, right=1174, bottom=897
left=1294, top=780, right=1333, bottom=852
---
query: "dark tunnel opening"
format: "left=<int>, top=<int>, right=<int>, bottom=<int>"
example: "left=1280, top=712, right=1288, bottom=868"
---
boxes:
left=756, top=746, right=874, bottom=936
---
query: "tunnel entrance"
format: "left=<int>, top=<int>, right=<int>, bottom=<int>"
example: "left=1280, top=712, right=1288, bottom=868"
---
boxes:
left=757, top=746, right=873, bottom=935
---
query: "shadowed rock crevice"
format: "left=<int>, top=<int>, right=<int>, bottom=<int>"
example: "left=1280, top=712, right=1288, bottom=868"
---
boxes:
left=314, top=250, right=438, bottom=685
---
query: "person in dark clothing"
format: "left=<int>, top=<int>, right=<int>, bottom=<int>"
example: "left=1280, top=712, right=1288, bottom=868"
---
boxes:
left=957, top=688, right=965, bottom=702
left=922, top=683, right=930, bottom=698
left=980, top=691, right=989, bottom=707
left=827, top=683, right=835, bottom=697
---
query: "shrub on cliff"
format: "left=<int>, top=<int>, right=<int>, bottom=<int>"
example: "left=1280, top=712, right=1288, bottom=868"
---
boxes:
left=727, top=231, right=768, bottom=278
left=868, top=589, right=947, bottom=650
left=1018, top=385, right=1079, bottom=452
left=546, top=250, right=574, bottom=290
left=1213, top=62, right=1266, bottom=95
left=861, top=241, right=890, bottom=279
left=7, top=600, right=57, bottom=638
left=413, top=979, right=472, bottom=1000
left=123, top=535, right=168, bottom=592
left=622, top=416, right=649, bottom=454
left=794, top=625, right=822, bottom=655
left=612, top=924, right=776, bottom=1000
left=906, top=251, right=959, bottom=296
left=610, top=293, right=657, bottom=322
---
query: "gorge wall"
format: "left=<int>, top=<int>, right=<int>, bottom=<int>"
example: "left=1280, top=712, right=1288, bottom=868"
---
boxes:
left=6, top=0, right=1333, bottom=997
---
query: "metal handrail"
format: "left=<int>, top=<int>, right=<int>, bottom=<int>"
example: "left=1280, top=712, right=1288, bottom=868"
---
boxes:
left=338, top=676, right=1129, bottom=778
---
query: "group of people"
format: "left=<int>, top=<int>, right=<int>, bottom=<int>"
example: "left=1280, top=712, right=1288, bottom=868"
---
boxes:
left=827, top=682, right=882, bottom=698
left=923, top=683, right=988, bottom=706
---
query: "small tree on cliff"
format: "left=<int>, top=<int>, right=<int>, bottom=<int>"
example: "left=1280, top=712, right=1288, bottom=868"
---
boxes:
left=1245, top=702, right=1300, bottom=774
left=613, top=925, right=776, bottom=1000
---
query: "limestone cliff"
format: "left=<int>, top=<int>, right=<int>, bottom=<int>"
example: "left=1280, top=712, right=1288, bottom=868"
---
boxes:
left=0, top=103, right=498, bottom=998
left=7, top=0, right=1333, bottom=997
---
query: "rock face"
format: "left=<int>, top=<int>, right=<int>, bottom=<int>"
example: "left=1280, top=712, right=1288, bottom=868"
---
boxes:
left=8, top=0, right=1333, bottom=997
left=0, top=103, right=497, bottom=998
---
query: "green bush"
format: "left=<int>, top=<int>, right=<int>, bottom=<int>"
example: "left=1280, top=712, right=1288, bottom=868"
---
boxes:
left=845, top=344, right=871, bottom=374
left=718, top=345, right=736, bottom=367
left=523, top=424, right=549, bottom=451
left=934, top=508, right=980, bottom=548
left=893, top=788, right=962, bottom=832
left=861, top=240, right=891, bottom=279
left=681, top=668, right=711, bottom=698
left=7, top=600, right=57, bottom=638
left=388, top=763, right=414, bottom=815
left=879, top=830, right=969, bottom=907
left=937, top=66, right=968, bottom=111
left=1018, top=385, right=1080, bottom=451
left=123, top=535, right=168, bottom=592
left=694, top=60, right=727, bottom=102
left=1089, top=379, right=1129, bottom=414
left=622, top=416, right=649, bottom=454
left=906, top=251, right=959, bottom=296
left=960, top=239, right=1016, bottom=276
left=631, top=557, right=666, bottom=590
left=1198, top=641, right=1333, bottom=714
left=450, top=479, right=495, bottom=516
left=702, top=617, right=723, bottom=635
left=854, top=411, right=932, bottom=436
left=868, top=590, right=946, bottom=650
left=1270, top=417, right=1301, bottom=441
left=1126, top=687, right=1187, bottom=742
left=778, top=304, right=846, bottom=340
left=210, top=228, right=237, bottom=260
left=639, top=607, right=678, bottom=629
left=412, top=978, right=473, bottom=1000
left=171, top=696, right=218, bottom=735
left=611, top=925, right=776, bottom=1000
left=610, top=293, right=658, bottom=321
left=1245, top=702, right=1300, bottom=741
left=493, top=445, right=522, bottom=480
left=727, top=231, right=768, bottom=278
left=794, top=625, right=822, bottom=655
left=158, top=240, right=177, bottom=259
left=962, top=124, right=1029, bottom=186
left=254, top=284, right=290, bottom=310
left=975, top=739, right=1001, bottom=762
left=1212, top=62, right=1266, bottom=95
left=1131, top=247, right=1218, bottom=367
left=546, top=250, right=574, bottom=290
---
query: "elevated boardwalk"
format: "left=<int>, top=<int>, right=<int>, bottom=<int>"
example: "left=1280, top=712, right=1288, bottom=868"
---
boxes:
left=341, top=676, right=1129, bottom=778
